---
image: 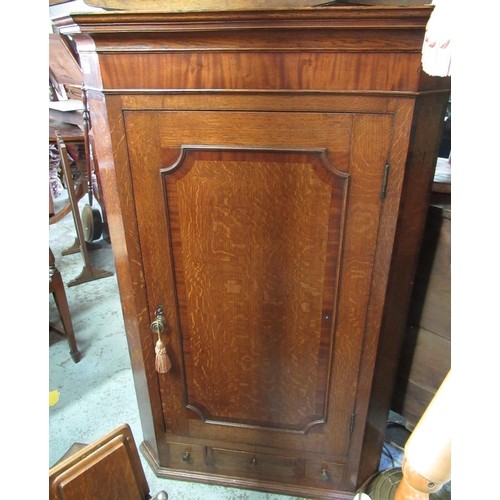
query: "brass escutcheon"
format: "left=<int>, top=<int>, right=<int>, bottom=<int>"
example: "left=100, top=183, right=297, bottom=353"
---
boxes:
left=150, top=305, right=166, bottom=334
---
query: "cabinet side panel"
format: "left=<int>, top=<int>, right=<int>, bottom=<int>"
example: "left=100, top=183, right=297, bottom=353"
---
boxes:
left=72, top=32, right=174, bottom=464
left=357, top=92, right=449, bottom=484
left=84, top=91, right=169, bottom=463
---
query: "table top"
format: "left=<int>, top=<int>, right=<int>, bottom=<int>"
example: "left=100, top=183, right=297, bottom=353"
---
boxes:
left=49, top=118, right=84, bottom=143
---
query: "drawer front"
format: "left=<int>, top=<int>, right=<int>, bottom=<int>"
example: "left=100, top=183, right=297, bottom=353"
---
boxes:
left=166, top=441, right=208, bottom=471
left=164, top=439, right=347, bottom=492
left=305, top=459, right=346, bottom=488
left=207, top=447, right=305, bottom=482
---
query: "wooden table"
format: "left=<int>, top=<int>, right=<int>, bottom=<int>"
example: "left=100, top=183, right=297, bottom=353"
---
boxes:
left=49, top=117, right=84, bottom=143
left=49, top=118, right=86, bottom=224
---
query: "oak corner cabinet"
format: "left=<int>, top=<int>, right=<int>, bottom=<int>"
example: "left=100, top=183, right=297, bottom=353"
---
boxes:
left=55, top=6, right=450, bottom=499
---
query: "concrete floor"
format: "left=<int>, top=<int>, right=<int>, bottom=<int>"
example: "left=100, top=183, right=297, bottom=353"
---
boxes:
left=49, top=190, right=403, bottom=500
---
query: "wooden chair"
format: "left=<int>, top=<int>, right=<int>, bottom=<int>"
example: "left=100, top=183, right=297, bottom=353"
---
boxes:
left=49, top=247, right=81, bottom=362
left=49, top=423, right=168, bottom=500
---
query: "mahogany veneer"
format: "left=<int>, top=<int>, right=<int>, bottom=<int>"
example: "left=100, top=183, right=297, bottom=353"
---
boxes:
left=55, top=6, right=450, bottom=499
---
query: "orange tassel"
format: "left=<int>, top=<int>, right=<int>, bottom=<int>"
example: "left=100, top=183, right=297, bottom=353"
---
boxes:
left=155, top=337, right=171, bottom=374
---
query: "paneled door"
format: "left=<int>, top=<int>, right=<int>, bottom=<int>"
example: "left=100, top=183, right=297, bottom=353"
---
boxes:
left=123, top=97, right=393, bottom=489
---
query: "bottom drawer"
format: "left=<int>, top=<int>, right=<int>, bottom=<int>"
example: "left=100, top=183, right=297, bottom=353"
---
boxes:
left=164, top=440, right=347, bottom=490
left=206, top=447, right=305, bottom=482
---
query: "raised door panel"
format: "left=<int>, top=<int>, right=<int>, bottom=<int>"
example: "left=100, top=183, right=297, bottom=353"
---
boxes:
left=123, top=101, right=393, bottom=466
left=163, top=146, right=346, bottom=434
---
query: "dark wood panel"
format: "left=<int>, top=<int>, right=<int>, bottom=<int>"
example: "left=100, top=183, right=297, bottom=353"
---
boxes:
left=393, top=325, right=450, bottom=428
left=49, top=425, right=149, bottom=500
left=97, top=51, right=423, bottom=92
left=88, top=28, right=425, bottom=53
left=392, top=201, right=451, bottom=427
left=162, top=147, right=348, bottom=432
left=208, top=447, right=305, bottom=481
left=54, top=6, right=448, bottom=95
left=408, top=207, right=451, bottom=338
left=56, top=7, right=435, bottom=32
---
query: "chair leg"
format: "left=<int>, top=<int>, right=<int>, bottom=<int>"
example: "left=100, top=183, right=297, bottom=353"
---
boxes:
left=50, top=267, right=81, bottom=363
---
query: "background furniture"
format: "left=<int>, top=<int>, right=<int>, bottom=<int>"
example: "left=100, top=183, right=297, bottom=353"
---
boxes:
left=54, top=5, right=450, bottom=499
left=49, top=247, right=81, bottom=363
left=55, top=134, right=113, bottom=287
left=49, top=119, right=86, bottom=225
left=49, top=423, right=168, bottom=500
left=49, top=32, right=110, bottom=241
left=392, top=158, right=451, bottom=429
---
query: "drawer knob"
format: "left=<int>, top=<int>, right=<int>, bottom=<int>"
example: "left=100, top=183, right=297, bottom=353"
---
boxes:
left=251, top=458, right=257, bottom=468
left=182, top=451, right=191, bottom=463
left=321, top=468, right=330, bottom=481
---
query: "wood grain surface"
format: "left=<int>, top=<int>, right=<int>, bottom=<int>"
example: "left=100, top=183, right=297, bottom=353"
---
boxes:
left=58, top=5, right=450, bottom=498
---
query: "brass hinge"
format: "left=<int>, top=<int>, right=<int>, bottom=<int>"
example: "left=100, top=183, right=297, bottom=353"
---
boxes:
left=381, top=163, right=390, bottom=199
left=349, top=412, right=356, bottom=435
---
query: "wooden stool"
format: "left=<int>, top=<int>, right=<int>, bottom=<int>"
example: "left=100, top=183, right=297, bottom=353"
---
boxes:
left=49, top=247, right=81, bottom=363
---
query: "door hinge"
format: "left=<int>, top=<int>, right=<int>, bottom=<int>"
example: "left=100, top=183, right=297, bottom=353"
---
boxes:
left=381, top=163, right=390, bottom=199
left=349, top=412, right=356, bottom=435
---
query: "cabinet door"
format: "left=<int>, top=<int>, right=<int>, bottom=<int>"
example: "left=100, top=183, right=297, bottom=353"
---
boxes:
left=124, top=103, right=392, bottom=464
